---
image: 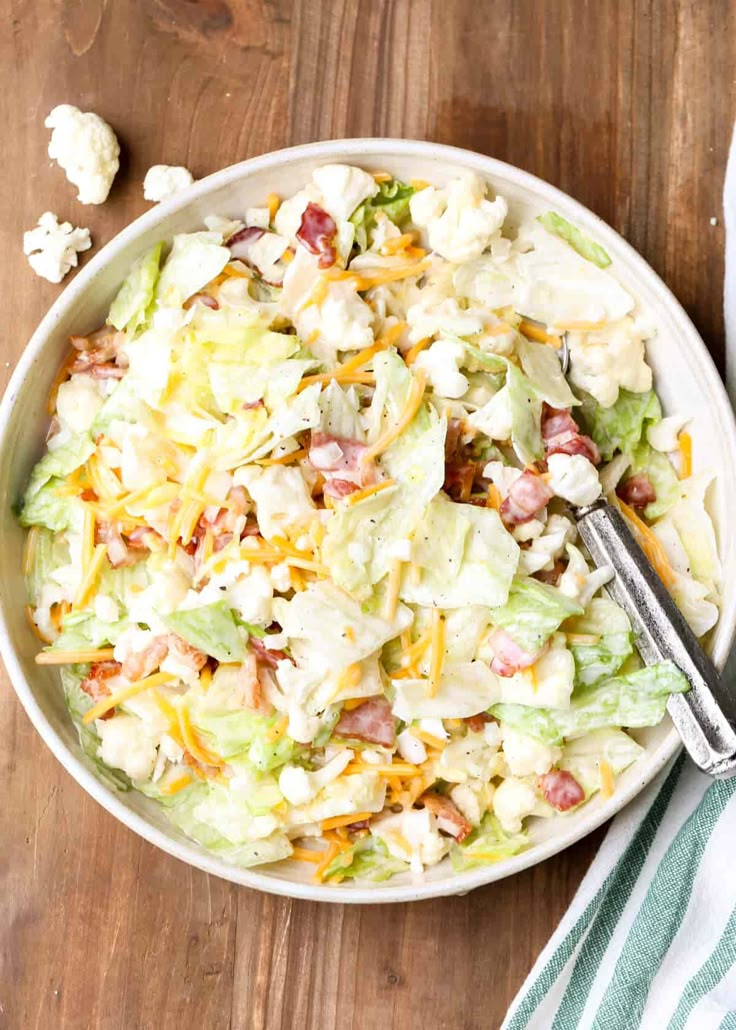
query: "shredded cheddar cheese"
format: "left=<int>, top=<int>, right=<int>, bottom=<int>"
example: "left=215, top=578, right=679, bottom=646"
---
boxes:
left=265, top=192, right=280, bottom=220
left=428, top=608, right=446, bottom=698
left=36, top=647, right=116, bottom=665
left=321, top=811, right=372, bottom=831
left=403, top=337, right=431, bottom=365
left=73, top=543, right=108, bottom=610
left=22, top=526, right=39, bottom=577
left=82, top=671, right=176, bottom=724
left=518, top=318, right=562, bottom=347
left=678, top=431, right=692, bottom=479
left=615, top=497, right=676, bottom=588
left=382, top=558, right=404, bottom=621
left=600, top=759, right=615, bottom=799
left=344, top=479, right=396, bottom=507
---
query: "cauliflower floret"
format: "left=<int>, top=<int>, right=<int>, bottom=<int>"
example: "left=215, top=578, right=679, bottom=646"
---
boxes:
left=502, top=727, right=562, bottom=777
left=558, top=544, right=614, bottom=608
left=227, top=565, right=274, bottom=626
left=311, top=164, right=379, bottom=222
left=23, top=212, right=91, bottom=283
left=143, top=164, right=194, bottom=202
left=45, top=104, right=120, bottom=205
left=414, top=338, right=469, bottom=398
left=278, top=750, right=354, bottom=805
left=468, top=386, right=513, bottom=440
left=518, top=513, right=577, bottom=575
left=96, top=714, right=159, bottom=782
left=371, top=808, right=449, bottom=873
left=406, top=296, right=485, bottom=344
left=236, top=465, right=316, bottom=540
left=396, top=729, right=428, bottom=765
left=567, top=318, right=652, bottom=408
left=450, top=779, right=494, bottom=826
left=492, top=776, right=538, bottom=834
left=547, top=453, right=602, bottom=507
left=647, top=415, right=690, bottom=453
left=55, top=374, right=104, bottom=433
left=410, top=173, right=508, bottom=263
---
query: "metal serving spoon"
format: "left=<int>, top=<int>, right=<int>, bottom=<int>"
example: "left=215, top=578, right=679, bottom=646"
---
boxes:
left=521, top=315, right=736, bottom=778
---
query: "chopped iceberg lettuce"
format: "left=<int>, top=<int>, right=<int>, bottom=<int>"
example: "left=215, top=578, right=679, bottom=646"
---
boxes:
left=322, top=836, right=410, bottom=881
left=449, top=813, right=528, bottom=872
left=516, top=335, right=578, bottom=410
left=578, top=388, right=661, bottom=461
left=401, top=495, right=519, bottom=609
left=505, top=362, right=544, bottom=464
left=193, top=708, right=301, bottom=772
left=164, top=601, right=245, bottom=663
left=19, top=480, right=82, bottom=532
left=560, top=727, right=644, bottom=797
left=155, top=231, right=230, bottom=306
left=566, top=597, right=634, bottom=688
left=490, top=578, right=583, bottom=654
left=108, top=242, right=163, bottom=334
left=61, top=666, right=131, bottom=791
left=492, top=661, right=689, bottom=744
left=537, top=212, right=612, bottom=269
left=350, top=178, right=414, bottom=251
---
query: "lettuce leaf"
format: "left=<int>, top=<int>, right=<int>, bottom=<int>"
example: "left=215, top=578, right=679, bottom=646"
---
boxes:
left=505, top=362, right=545, bottom=464
left=578, top=388, right=661, bottom=461
left=566, top=597, right=633, bottom=688
left=400, top=494, right=519, bottom=609
left=628, top=443, right=680, bottom=521
left=449, top=813, right=528, bottom=872
left=18, top=479, right=82, bottom=532
left=350, top=178, right=415, bottom=251
left=108, top=242, right=162, bottom=334
left=490, top=578, right=583, bottom=654
left=163, top=601, right=245, bottom=663
left=537, top=212, right=612, bottom=268
left=560, top=727, right=644, bottom=797
left=322, top=836, right=410, bottom=882
left=516, top=335, right=578, bottom=409
left=193, top=708, right=301, bottom=772
left=22, top=432, right=95, bottom=502
left=492, top=661, right=689, bottom=744
left=25, top=527, right=70, bottom=606
left=155, top=231, right=230, bottom=306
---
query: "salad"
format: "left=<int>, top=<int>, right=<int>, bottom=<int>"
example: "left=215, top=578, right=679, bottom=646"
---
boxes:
left=20, top=164, right=721, bottom=884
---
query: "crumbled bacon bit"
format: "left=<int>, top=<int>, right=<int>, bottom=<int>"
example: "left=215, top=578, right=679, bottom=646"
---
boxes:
left=296, top=203, right=337, bottom=268
left=617, top=472, right=656, bottom=509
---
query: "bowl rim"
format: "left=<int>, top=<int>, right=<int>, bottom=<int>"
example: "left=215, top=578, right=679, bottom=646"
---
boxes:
left=2, top=137, right=735, bottom=903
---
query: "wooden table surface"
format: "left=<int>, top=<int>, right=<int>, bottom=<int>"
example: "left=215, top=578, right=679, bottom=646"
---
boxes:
left=1, top=2, right=732, bottom=1027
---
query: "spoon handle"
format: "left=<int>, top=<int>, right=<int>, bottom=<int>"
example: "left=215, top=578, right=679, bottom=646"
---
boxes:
left=576, top=501, right=736, bottom=778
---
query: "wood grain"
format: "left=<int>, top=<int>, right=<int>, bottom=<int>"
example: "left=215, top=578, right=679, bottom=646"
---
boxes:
left=0, top=2, right=733, bottom=1028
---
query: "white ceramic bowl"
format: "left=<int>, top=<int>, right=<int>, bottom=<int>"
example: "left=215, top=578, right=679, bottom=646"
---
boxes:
left=2, top=139, right=735, bottom=903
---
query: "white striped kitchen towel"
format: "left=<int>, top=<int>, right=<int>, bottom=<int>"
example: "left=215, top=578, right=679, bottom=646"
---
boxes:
left=502, top=129, right=736, bottom=1030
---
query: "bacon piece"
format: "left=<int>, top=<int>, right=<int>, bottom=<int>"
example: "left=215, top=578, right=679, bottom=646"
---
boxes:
left=69, top=327, right=126, bottom=377
left=464, top=712, right=491, bottom=733
left=418, top=791, right=472, bottom=842
left=308, top=431, right=373, bottom=494
left=296, top=203, right=337, bottom=268
left=249, top=636, right=292, bottom=668
left=183, top=292, right=219, bottom=310
left=167, top=634, right=207, bottom=673
left=228, top=226, right=266, bottom=260
left=617, top=473, right=656, bottom=509
left=96, top=521, right=129, bottom=567
left=534, top=559, right=565, bottom=586
left=542, top=405, right=600, bottom=465
left=335, top=696, right=396, bottom=747
left=487, top=628, right=540, bottom=678
left=240, top=652, right=262, bottom=710
left=121, top=633, right=206, bottom=681
left=444, top=461, right=476, bottom=502
left=122, top=637, right=169, bottom=682
left=126, top=526, right=166, bottom=552
left=80, top=661, right=122, bottom=714
left=499, top=470, right=554, bottom=526
left=323, top=478, right=361, bottom=499
left=538, top=769, right=585, bottom=811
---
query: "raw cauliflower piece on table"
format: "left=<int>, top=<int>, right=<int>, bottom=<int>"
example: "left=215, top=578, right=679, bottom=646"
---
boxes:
left=46, top=104, right=120, bottom=205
